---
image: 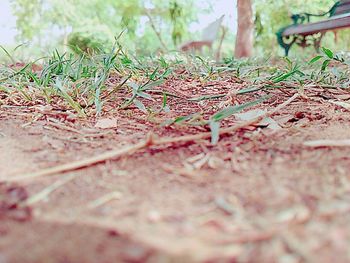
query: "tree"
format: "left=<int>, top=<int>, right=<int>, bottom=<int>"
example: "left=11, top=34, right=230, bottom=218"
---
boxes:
left=235, top=0, right=254, bottom=58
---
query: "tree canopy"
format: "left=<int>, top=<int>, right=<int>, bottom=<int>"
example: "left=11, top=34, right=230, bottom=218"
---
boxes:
left=10, top=0, right=205, bottom=54
left=9, top=0, right=350, bottom=57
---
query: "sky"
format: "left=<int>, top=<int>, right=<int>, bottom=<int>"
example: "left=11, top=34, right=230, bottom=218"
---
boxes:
left=0, top=0, right=237, bottom=47
left=192, top=0, right=237, bottom=32
left=0, top=0, right=17, bottom=45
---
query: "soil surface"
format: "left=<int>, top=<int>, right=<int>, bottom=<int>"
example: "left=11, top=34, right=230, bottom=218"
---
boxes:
left=1, top=77, right=350, bottom=263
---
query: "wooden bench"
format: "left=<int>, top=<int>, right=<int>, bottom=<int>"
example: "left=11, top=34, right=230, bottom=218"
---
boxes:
left=277, top=0, right=350, bottom=55
left=180, top=15, right=224, bottom=53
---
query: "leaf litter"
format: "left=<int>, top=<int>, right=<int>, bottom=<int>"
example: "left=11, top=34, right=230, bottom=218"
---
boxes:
left=1, top=52, right=350, bottom=262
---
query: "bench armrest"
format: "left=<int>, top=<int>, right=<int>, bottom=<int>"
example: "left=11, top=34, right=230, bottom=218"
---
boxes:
left=290, top=1, right=342, bottom=24
left=291, top=11, right=331, bottom=25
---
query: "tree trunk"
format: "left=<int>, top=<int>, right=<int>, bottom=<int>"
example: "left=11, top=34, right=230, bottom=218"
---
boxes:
left=235, top=0, right=254, bottom=58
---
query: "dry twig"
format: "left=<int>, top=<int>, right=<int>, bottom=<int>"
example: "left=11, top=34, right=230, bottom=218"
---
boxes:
left=22, top=173, right=78, bottom=206
left=304, top=139, right=350, bottom=147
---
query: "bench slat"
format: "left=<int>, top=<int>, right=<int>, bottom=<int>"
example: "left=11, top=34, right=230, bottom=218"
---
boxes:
left=334, top=3, right=350, bottom=15
left=277, top=0, right=350, bottom=55
left=282, top=13, right=350, bottom=36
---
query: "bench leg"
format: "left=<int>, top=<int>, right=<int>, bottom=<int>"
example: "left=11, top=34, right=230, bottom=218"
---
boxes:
left=284, top=45, right=292, bottom=56
left=280, top=37, right=297, bottom=56
left=276, top=31, right=297, bottom=56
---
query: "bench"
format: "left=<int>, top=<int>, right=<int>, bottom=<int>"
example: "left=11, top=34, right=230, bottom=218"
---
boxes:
left=276, top=0, right=350, bottom=55
left=180, top=15, right=224, bottom=53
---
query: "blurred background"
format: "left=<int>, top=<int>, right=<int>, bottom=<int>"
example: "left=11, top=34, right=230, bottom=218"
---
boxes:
left=0, top=0, right=349, bottom=59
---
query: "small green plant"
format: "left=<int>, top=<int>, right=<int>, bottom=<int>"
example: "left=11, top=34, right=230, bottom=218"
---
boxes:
left=270, top=57, right=304, bottom=83
left=309, top=47, right=346, bottom=71
left=121, top=79, right=164, bottom=113
left=164, top=96, right=269, bottom=144
left=209, top=96, right=270, bottom=144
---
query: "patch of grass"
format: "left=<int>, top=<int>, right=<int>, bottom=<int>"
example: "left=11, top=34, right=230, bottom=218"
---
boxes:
left=1, top=46, right=349, bottom=132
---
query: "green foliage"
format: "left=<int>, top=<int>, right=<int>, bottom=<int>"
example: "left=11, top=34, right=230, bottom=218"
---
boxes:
left=8, top=0, right=350, bottom=58
left=10, top=0, right=203, bottom=56
left=67, top=32, right=106, bottom=55
left=10, top=0, right=44, bottom=41
left=169, top=1, right=187, bottom=45
left=121, top=79, right=165, bottom=112
left=309, top=47, right=347, bottom=71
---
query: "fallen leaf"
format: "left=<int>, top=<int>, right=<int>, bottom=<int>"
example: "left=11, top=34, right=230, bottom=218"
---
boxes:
left=95, top=118, right=118, bottom=129
left=208, top=156, right=225, bottom=169
left=235, top=109, right=281, bottom=130
left=191, top=153, right=210, bottom=169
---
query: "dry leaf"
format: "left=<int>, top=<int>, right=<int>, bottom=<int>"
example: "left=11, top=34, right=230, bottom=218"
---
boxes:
left=95, top=118, right=118, bottom=129
left=208, top=156, right=225, bottom=169
left=235, top=109, right=281, bottom=130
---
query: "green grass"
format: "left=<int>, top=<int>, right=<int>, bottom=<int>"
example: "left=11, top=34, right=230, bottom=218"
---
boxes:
left=0, top=45, right=349, bottom=143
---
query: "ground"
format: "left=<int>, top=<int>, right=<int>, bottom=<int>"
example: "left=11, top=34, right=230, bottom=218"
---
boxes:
left=1, top=73, right=350, bottom=263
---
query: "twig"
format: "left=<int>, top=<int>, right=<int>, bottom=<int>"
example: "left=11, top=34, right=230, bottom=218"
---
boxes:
left=6, top=137, right=152, bottom=182
left=281, top=233, right=315, bottom=262
left=216, top=26, right=227, bottom=61
left=145, top=11, right=168, bottom=52
left=147, top=89, right=184, bottom=99
left=46, top=119, right=114, bottom=138
left=328, top=100, right=350, bottom=111
left=48, top=121, right=84, bottom=135
left=101, top=75, right=131, bottom=100
left=4, top=93, right=299, bottom=182
left=218, top=229, right=277, bottom=244
left=304, top=139, right=350, bottom=147
left=87, top=191, right=122, bottom=210
left=22, top=173, right=78, bottom=206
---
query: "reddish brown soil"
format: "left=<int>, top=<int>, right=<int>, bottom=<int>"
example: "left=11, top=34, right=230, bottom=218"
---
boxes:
left=1, top=77, right=350, bottom=263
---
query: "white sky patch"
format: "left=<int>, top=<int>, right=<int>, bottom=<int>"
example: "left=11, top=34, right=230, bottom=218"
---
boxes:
left=0, top=0, right=237, bottom=46
left=0, top=0, right=17, bottom=46
left=190, top=0, right=237, bottom=33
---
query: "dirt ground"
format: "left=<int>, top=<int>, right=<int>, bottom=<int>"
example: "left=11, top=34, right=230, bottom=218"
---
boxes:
left=1, top=77, right=350, bottom=263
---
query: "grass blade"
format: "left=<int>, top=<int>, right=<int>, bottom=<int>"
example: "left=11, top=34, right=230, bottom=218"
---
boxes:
left=209, top=120, right=220, bottom=145
left=211, top=95, right=270, bottom=122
